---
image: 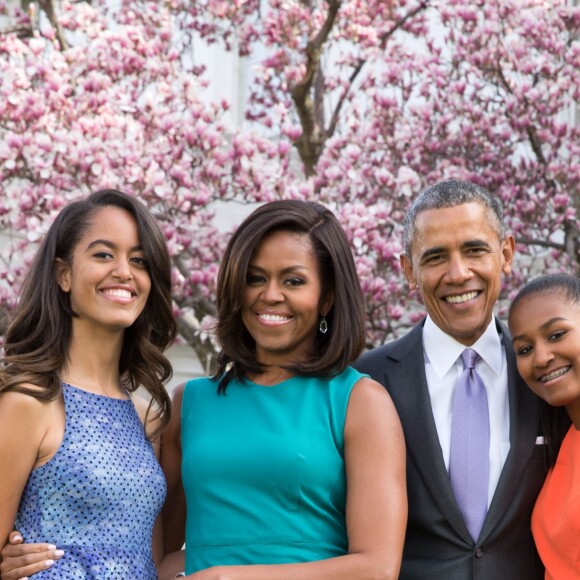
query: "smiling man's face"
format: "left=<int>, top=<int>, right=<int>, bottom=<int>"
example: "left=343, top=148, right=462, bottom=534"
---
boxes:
left=401, top=202, right=515, bottom=346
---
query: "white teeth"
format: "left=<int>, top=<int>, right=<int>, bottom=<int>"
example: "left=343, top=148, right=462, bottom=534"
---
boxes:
left=445, top=291, right=478, bottom=304
left=259, top=314, right=289, bottom=321
left=541, top=367, right=571, bottom=383
left=103, top=289, right=132, bottom=298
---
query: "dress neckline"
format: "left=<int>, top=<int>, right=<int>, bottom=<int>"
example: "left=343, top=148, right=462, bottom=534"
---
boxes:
left=243, top=375, right=302, bottom=389
left=63, top=382, right=131, bottom=401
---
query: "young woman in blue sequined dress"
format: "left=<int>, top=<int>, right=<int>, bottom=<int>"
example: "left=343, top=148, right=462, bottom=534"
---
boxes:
left=0, top=190, right=176, bottom=579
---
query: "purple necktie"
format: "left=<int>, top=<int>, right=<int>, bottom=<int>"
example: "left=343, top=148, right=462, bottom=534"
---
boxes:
left=449, top=348, right=490, bottom=541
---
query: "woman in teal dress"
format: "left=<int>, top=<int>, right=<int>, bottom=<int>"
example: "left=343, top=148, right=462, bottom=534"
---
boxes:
left=160, top=200, right=407, bottom=579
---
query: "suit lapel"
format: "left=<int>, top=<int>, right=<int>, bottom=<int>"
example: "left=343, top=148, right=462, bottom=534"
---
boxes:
left=385, top=323, right=472, bottom=542
left=478, top=319, right=540, bottom=543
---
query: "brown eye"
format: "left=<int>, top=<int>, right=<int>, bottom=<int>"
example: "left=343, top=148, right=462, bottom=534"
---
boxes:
left=548, top=330, right=566, bottom=342
left=246, top=275, right=264, bottom=285
left=284, top=278, right=305, bottom=287
left=93, top=251, right=113, bottom=259
left=130, top=256, right=147, bottom=267
left=516, top=345, right=532, bottom=356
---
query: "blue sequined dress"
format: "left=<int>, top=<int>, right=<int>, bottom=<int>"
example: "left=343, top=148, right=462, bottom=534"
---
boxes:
left=15, top=384, right=166, bottom=579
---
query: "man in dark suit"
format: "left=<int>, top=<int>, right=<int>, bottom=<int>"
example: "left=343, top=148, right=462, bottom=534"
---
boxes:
left=355, top=179, right=547, bottom=579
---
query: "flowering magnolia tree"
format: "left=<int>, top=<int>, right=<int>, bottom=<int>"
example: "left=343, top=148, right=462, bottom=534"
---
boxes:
left=0, top=0, right=296, bottom=368
left=1, top=0, right=578, bottom=367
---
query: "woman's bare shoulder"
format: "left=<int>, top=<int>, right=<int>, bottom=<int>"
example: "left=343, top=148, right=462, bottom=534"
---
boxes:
left=0, top=385, right=61, bottom=461
left=0, top=384, right=55, bottom=413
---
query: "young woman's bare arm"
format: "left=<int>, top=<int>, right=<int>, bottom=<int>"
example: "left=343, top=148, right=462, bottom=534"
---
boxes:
left=0, top=390, right=63, bottom=580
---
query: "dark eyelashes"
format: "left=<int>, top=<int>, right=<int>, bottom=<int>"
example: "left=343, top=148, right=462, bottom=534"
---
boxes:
left=92, top=252, right=146, bottom=264
left=245, top=276, right=305, bottom=286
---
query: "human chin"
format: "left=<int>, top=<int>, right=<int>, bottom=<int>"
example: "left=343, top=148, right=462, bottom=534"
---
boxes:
left=113, top=303, right=147, bottom=327
left=440, top=316, right=488, bottom=345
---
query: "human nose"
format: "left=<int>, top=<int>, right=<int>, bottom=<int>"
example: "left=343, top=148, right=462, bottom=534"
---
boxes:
left=112, top=258, right=133, bottom=281
left=533, top=342, right=554, bottom=368
left=446, top=255, right=472, bottom=284
left=261, top=280, right=284, bottom=303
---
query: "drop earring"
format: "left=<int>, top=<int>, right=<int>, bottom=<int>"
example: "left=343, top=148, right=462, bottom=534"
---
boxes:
left=319, top=316, right=328, bottom=334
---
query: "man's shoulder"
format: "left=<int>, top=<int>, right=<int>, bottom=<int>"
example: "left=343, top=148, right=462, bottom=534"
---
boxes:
left=357, top=340, right=397, bottom=364
left=355, top=322, right=424, bottom=369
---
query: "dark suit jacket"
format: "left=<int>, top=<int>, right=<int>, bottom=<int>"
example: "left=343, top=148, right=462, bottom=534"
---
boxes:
left=354, top=318, right=547, bottom=580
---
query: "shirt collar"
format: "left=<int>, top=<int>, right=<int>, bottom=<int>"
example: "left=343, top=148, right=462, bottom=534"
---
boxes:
left=423, top=315, right=504, bottom=379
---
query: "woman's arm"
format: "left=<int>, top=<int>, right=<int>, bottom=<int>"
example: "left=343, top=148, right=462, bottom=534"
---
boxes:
left=0, top=532, right=63, bottom=579
left=0, top=391, right=62, bottom=579
left=183, top=377, right=407, bottom=580
left=158, top=383, right=188, bottom=579
left=132, top=393, right=166, bottom=570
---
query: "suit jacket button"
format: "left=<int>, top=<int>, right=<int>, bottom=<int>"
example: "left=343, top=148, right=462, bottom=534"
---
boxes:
left=475, top=548, right=484, bottom=558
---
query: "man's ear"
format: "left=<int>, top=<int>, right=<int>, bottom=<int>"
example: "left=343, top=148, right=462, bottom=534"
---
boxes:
left=501, top=235, right=516, bottom=275
left=400, top=253, right=417, bottom=289
left=55, top=258, right=71, bottom=293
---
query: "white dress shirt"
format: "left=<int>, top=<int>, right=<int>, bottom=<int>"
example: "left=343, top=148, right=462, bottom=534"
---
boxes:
left=422, top=316, right=511, bottom=508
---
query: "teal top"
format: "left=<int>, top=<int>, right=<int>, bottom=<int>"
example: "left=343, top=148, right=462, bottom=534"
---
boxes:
left=181, top=366, right=366, bottom=573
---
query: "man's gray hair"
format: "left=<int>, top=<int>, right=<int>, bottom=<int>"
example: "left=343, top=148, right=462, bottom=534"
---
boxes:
left=403, top=179, right=506, bottom=256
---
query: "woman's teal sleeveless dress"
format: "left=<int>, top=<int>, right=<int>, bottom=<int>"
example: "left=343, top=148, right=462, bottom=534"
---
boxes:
left=181, top=366, right=366, bottom=574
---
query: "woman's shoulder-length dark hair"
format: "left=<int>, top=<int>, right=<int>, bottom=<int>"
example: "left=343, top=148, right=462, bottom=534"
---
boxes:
left=214, top=199, right=366, bottom=392
left=1, top=189, right=176, bottom=434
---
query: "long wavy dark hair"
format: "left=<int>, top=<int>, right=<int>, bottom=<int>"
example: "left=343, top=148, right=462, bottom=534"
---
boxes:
left=214, top=200, right=366, bottom=393
left=1, top=189, right=176, bottom=435
left=508, top=273, right=580, bottom=467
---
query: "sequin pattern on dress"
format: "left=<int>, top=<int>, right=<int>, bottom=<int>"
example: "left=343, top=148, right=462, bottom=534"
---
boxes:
left=15, top=384, right=166, bottom=579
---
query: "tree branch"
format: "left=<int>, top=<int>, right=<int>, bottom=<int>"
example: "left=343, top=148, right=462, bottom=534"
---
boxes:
left=493, top=60, right=580, bottom=263
left=290, top=0, right=341, bottom=176
left=175, top=312, right=216, bottom=376
left=327, top=1, right=430, bottom=140
left=0, top=23, right=33, bottom=38
left=515, top=237, right=564, bottom=250
left=37, top=0, right=68, bottom=51
left=495, top=59, right=551, bottom=168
